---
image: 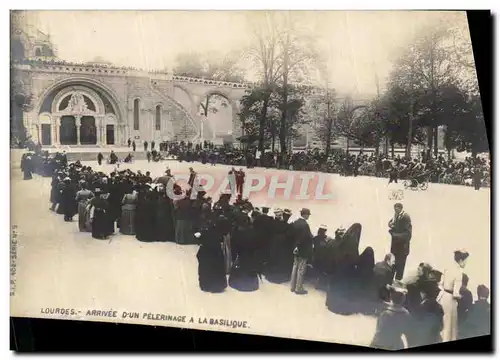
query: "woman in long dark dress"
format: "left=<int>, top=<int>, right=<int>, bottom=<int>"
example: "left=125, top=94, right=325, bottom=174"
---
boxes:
left=154, top=187, right=176, bottom=242
left=22, top=155, right=33, bottom=180
left=88, top=189, right=111, bottom=240
left=135, top=188, right=156, bottom=242
left=196, top=222, right=227, bottom=293
left=228, top=217, right=260, bottom=292
left=61, top=178, right=78, bottom=222
left=174, top=195, right=194, bottom=245
left=55, top=178, right=66, bottom=214
left=325, top=224, right=362, bottom=315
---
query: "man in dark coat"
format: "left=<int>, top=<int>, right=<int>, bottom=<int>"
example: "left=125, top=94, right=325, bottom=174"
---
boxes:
left=388, top=203, right=412, bottom=281
left=151, top=140, right=155, bottom=150
left=188, top=167, right=197, bottom=188
left=143, top=141, right=148, bottom=152
left=132, top=141, right=136, bottom=152
left=127, top=138, right=131, bottom=148
left=373, top=253, right=396, bottom=302
left=97, top=152, right=103, bottom=166
left=290, top=208, right=313, bottom=295
left=462, top=285, right=490, bottom=338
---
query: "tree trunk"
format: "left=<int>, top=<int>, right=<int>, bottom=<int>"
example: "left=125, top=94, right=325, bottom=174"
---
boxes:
left=325, top=121, right=332, bottom=156
left=258, top=94, right=270, bottom=152
left=375, top=143, right=380, bottom=156
left=433, top=126, right=439, bottom=158
left=391, top=141, right=395, bottom=159
left=346, top=137, right=350, bottom=154
left=426, top=127, right=433, bottom=159
left=406, top=112, right=414, bottom=159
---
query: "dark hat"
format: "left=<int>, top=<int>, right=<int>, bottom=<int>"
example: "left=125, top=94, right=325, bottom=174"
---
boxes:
left=300, top=208, right=311, bottom=215
left=262, top=207, right=270, bottom=213
left=283, top=209, right=292, bottom=215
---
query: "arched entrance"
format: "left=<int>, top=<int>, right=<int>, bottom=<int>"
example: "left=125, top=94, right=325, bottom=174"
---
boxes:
left=80, top=116, right=97, bottom=145
left=49, top=86, right=109, bottom=146
left=60, top=116, right=77, bottom=145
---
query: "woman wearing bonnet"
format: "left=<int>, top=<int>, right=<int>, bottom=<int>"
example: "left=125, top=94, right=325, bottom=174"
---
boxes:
left=437, top=249, right=469, bottom=342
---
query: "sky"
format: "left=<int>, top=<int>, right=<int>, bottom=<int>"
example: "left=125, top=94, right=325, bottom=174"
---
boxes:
left=22, top=10, right=471, bottom=97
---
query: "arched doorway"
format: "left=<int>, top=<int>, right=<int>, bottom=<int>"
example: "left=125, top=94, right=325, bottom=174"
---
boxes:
left=80, top=116, right=97, bottom=145
left=60, top=116, right=77, bottom=145
left=198, top=92, right=233, bottom=142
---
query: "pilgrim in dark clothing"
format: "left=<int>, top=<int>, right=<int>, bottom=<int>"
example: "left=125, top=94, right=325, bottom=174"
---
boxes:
left=229, top=217, right=260, bottom=292
left=473, top=168, right=482, bottom=190
left=388, top=203, right=412, bottom=281
left=407, top=279, right=444, bottom=347
left=55, top=180, right=66, bottom=214
left=373, top=254, right=395, bottom=302
left=196, top=225, right=227, bottom=293
left=88, top=190, right=111, bottom=240
left=135, top=188, right=156, bottom=242
left=50, top=173, right=62, bottom=211
left=174, top=195, right=194, bottom=244
left=97, top=152, right=103, bottom=166
left=61, top=178, right=78, bottom=221
left=22, top=155, right=34, bottom=180
left=371, top=287, right=411, bottom=350
left=403, top=262, right=434, bottom=312
left=357, top=246, right=375, bottom=283
left=457, top=273, right=474, bottom=337
left=462, top=285, right=490, bottom=338
left=109, top=151, right=118, bottom=164
left=154, top=189, right=176, bottom=242
left=290, top=208, right=314, bottom=295
left=132, top=141, right=136, bottom=152
left=325, top=224, right=362, bottom=315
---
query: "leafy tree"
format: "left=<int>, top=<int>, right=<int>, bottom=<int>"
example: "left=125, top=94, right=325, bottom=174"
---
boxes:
left=308, top=89, right=338, bottom=154
left=388, top=25, right=456, bottom=157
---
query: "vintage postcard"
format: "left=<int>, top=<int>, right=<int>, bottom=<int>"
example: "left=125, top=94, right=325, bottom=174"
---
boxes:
left=10, top=10, right=490, bottom=349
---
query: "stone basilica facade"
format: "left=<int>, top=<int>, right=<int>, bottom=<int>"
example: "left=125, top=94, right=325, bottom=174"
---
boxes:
left=11, top=16, right=249, bottom=148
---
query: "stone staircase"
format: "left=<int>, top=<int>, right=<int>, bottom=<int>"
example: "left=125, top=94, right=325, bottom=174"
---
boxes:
left=149, top=80, right=199, bottom=142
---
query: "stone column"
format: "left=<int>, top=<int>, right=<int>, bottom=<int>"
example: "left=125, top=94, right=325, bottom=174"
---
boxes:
left=54, top=116, right=61, bottom=145
left=75, top=116, right=81, bottom=145
left=96, top=116, right=104, bottom=145
left=102, top=123, right=107, bottom=145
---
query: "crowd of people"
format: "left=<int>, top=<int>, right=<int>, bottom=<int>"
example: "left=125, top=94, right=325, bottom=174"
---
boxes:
left=127, top=140, right=490, bottom=190
left=19, top=148, right=491, bottom=350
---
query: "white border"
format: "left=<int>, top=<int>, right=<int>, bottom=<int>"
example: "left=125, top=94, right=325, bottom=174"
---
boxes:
left=3, top=2, right=499, bottom=359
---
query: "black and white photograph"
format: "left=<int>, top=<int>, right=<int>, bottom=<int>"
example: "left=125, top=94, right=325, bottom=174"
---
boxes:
left=10, top=9, right=491, bottom=351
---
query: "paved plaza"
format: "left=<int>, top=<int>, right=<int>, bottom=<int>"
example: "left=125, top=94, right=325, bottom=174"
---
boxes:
left=11, top=154, right=491, bottom=346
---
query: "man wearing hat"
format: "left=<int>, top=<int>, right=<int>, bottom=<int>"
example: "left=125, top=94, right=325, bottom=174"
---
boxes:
left=290, top=208, right=313, bottom=295
left=388, top=203, right=412, bottom=281
left=370, top=285, right=411, bottom=350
